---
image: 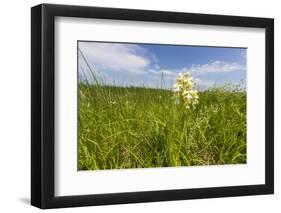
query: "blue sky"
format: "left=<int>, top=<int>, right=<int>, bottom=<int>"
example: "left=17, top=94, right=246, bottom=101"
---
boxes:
left=78, top=41, right=246, bottom=90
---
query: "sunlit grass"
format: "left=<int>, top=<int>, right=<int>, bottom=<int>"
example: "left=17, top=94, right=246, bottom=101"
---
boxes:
left=78, top=83, right=246, bottom=170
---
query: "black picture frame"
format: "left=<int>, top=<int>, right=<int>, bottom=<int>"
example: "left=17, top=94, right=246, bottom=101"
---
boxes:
left=31, top=3, right=274, bottom=209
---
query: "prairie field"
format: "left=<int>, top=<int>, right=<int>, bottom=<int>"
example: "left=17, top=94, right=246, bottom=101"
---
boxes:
left=78, top=83, right=246, bottom=170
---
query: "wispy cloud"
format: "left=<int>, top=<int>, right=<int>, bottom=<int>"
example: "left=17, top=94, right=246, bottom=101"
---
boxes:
left=79, top=42, right=152, bottom=74
left=194, top=78, right=215, bottom=90
left=182, top=61, right=246, bottom=76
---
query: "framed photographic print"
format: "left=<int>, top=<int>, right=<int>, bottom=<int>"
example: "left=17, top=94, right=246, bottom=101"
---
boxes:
left=31, top=3, right=274, bottom=209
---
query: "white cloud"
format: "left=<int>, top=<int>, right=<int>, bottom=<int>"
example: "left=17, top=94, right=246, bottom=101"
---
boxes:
left=194, top=78, right=215, bottom=90
left=79, top=42, right=151, bottom=74
left=185, top=60, right=246, bottom=76
left=149, top=69, right=176, bottom=76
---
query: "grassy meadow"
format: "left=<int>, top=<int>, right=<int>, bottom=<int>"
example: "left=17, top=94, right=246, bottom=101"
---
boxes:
left=78, top=83, right=246, bottom=170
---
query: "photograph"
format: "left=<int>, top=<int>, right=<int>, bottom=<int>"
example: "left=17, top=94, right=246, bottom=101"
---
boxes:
left=30, top=3, right=274, bottom=209
left=77, top=41, right=247, bottom=170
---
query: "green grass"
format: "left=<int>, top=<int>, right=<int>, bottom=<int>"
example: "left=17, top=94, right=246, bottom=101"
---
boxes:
left=78, top=83, right=246, bottom=170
